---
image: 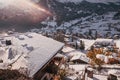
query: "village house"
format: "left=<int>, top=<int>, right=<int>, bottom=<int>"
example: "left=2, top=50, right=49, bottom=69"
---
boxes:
left=0, top=33, right=64, bottom=80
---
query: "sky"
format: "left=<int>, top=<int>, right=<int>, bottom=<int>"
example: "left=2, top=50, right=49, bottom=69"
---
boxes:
left=0, top=0, right=50, bottom=24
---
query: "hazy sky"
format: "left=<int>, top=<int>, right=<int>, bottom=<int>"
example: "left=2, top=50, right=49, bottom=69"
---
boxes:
left=0, top=0, right=50, bottom=24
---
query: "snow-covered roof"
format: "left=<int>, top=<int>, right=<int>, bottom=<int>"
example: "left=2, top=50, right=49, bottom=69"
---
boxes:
left=28, top=46, right=63, bottom=77
left=71, top=54, right=83, bottom=61
left=80, top=39, right=95, bottom=50
left=114, top=40, right=120, bottom=49
left=108, top=70, right=118, bottom=74
left=95, top=38, right=113, bottom=43
left=55, top=53, right=66, bottom=58
left=69, top=64, right=88, bottom=71
left=71, top=52, right=90, bottom=63
left=62, top=46, right=75, bottom=54
left=62, top=46, right=90, bottom=63
left=3, top=33, right=64, bottom=49
left=1, top=33, right=64, bottom=77
left=101, top=65, right=120, bottom=69
left=62, top=47, right=81, bottom=58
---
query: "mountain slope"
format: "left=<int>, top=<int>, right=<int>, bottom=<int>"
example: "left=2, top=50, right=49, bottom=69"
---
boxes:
left=47, top=0, right=120, bottom=23
left=37, top=0, right=120, bottom=38
left=58, top=0, right=120, bottom=4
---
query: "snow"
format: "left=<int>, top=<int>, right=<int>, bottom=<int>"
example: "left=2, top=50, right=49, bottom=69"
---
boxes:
left=95, top=38, right=114, bottom=45
left=114, top=40, right=120, bottom=49
left=28, top=43, right=64, bottom=77
left=4, top=33, right=64, bottom=50
left=101, top=65, right=120, bottom=69
left=80, top=39, right=95, bottom=50
left=40, top=12, right=120, bottom=38
left=66, top=64, right=87, bottom=80
left=104, top=56, right=109, bottom=63
left=96, top=54, right=105, bottom=61
left=0, top=31, right=120, bottom=79
left=62, top=46, right=75, bottom=54
left=69, top=64, right=87, bottom=71
left=62, top=46, right=90, bottom=63
left=67, top=65, right=109, bottom=80
left=0, top=32, right=64, bottom=77
left=67, top=64, right=120, bottom=80
left=96, top=38, right=113, bottom=43
left=55, top=53, right=66, bottom=58
left=71, top=54, right=84, bottom=61
left=63, top=39, right=95, bottom=51
left=62, top=46, right=85, bottom=57
left=108, top=70, right=118, bottom=74
left=71, top=53, right=90, bottom=63
left=12, top=56, right=28, bottom=69
left=92, top=75, right=108, bottom=80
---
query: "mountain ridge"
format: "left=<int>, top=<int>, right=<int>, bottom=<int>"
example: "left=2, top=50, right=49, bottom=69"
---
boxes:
left=57, top=0, right=120, bottom=4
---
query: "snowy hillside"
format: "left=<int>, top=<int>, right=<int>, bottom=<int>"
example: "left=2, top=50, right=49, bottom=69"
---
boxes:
left=39, top=12, right=120, bottom=39
left=30, top=0, right=120, bottom=38
left=58, top=0, right=120, bottom=3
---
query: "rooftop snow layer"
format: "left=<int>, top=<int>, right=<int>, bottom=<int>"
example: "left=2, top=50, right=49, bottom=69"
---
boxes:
left=27, top=42, right=64, bottom=77
left=96, top=38, right=113, bottom=42
left=80, top=39, right=95, bottom=50
left=114, top=40, right=120, bottom=49
left=62, top=46, right=90, bottom=63
left=1, top=33, right=64, bottom=77
left=71, top=53, right=90, bottom=63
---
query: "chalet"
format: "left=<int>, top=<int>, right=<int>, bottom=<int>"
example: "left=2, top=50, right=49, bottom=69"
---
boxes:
left=0, top=33, right=64, bottom=80
left=108, top=69, right=120, bottom=80
left=95, top=38, right=114, bottom=46
left=70, top=52, right=90, bottom=64
left=28, top=46, right=64, bottom=80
